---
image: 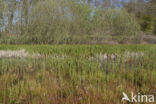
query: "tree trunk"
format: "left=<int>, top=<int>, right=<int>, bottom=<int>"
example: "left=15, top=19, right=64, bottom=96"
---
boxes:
left=23, top=0, right=29, bottom=25
left=7, top=0, right=16, bottom=33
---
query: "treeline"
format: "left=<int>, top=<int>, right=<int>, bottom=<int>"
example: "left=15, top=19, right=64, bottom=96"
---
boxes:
left=0, top=0, right=156, bottom=44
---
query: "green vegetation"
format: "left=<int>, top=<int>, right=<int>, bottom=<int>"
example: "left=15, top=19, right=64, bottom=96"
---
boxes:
left=0, top=45, right=155, bottom=104
left=0, top=0, right=156, bottom=44
left=0, top=0, right=156, bottom=103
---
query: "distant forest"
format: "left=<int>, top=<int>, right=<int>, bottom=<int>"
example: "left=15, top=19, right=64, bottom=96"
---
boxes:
left=0, top=0, right=156, bottom=44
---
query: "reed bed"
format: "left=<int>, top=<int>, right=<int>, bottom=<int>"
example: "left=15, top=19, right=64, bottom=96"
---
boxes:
left=0, top=45, right=155, bottom=104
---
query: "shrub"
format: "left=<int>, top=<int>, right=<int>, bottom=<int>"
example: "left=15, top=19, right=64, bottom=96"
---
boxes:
left=93, top=9, right=140, bottom=37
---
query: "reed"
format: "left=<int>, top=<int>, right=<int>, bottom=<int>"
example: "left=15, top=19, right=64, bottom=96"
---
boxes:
left=0, top=45, right=155, bottom=104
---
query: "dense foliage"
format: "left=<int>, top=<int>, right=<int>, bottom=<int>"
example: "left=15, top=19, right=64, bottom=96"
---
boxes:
left=0, top=0, right=155, bottom=44
left=124, top=0, right=156, bottom=33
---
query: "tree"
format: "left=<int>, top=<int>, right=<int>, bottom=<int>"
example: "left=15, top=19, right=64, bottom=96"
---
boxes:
left=0, top=0, right=3, bottom=32
left=3, top=0, right=17, bottom=33
left=149, top=0, right=156, bottom=33
left=22, top=0, right=29, bottom=25
left=0, top=0, right=4, bottom=24
left=93, top=9, right=140, bottom=37
left=123, top=0, right=156, bottom=33
left=0, top=0, right=8, bottom=32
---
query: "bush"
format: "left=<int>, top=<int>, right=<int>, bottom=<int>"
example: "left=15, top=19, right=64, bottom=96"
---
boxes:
left=93, top=9, right=140, bottom=36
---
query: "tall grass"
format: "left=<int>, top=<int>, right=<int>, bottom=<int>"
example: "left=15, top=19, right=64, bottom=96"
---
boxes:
left=0, top=45, right=156, bottom=104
